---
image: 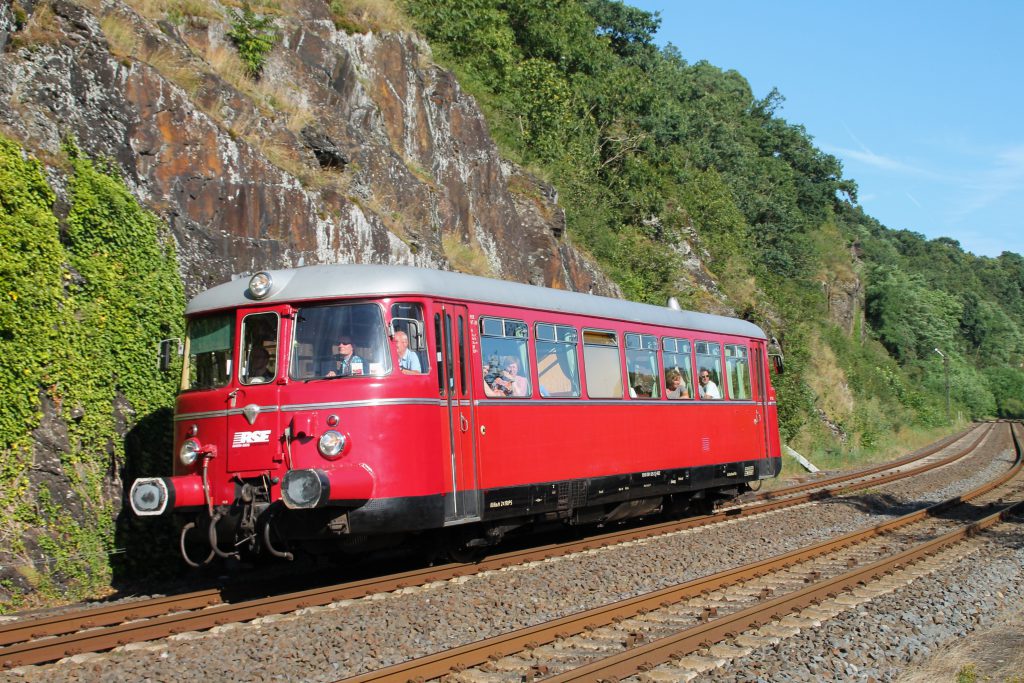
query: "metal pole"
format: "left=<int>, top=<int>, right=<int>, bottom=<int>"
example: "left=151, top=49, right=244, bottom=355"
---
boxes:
left=934, top=348, right=950, bottom=422
left=944, top=354, right=951, bottom=421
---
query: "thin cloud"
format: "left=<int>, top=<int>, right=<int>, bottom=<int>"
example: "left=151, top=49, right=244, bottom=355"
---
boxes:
left=949, top=143, right=1024, bottom=221
left=905, top=192, right=922, bottom=209
left=824, top=121, right=953, bottom=181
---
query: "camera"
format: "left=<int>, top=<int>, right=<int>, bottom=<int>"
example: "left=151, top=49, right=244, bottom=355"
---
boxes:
left=483, top=355, right=513, bottom=396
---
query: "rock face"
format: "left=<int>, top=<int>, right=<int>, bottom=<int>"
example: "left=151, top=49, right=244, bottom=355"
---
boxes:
left=0, top=0, right=618, bottom=298
left=0, top=0, right=622, bottom=601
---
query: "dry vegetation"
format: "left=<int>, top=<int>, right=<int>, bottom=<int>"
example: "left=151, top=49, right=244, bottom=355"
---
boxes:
left=10, top=1, right=63, bottom=46
left=442, top=232, right=493, bottom=276
left=328, top=0, right=411, bottom=34
left=806, top=331, right=855, bottom=425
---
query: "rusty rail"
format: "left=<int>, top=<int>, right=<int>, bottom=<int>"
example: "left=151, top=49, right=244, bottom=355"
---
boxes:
left=335, top=422, right=1019, bottom=683
left=0, top=424, right=992, bottom=669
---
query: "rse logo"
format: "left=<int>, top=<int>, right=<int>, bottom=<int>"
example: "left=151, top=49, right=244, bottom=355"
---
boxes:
left=232, top=430, right=272, bottom=448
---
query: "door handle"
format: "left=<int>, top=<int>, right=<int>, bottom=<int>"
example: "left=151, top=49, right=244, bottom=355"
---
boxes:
left=460, top=414, right=469, bottom=432
left=754, top=410, right=761, bottom=425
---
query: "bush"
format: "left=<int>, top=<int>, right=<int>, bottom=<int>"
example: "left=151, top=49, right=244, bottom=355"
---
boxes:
left=227, top=4, right=278, bottom=78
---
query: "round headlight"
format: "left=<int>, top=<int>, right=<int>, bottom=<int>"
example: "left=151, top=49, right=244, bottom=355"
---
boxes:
left=318, top=430, right=346, bottom=459
left=248, top=271, right=273, bottom=299
left=179, top=438, right=201, bottom=466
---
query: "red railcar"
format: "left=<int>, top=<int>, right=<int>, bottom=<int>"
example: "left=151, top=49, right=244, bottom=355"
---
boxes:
left=130, top=265, right=782, bottom=564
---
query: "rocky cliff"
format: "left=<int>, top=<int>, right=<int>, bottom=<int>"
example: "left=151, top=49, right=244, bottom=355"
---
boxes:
left=0, top=0, right=618, bottom=297
left=0, top=0, right=625, bottom=604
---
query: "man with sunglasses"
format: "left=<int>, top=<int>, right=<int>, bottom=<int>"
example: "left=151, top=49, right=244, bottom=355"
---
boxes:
left=698, top=369, right=721, bottom=399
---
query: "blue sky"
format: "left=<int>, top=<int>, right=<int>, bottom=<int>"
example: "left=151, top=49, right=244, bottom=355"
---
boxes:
left=629, top=1, right=1024, bottom=258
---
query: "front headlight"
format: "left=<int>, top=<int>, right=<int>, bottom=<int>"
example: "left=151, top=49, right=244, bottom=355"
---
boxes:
left=180, top=438, right=201, bottom=466
left=318, top=430, right=346, bottom=459
left=248, top=271, right=273, bottom=299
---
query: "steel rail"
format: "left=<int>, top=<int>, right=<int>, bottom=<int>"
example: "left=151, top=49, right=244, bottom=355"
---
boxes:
left=335, top=422, right=1020, bottom=683
left=0, top=424, right=990, bottom=668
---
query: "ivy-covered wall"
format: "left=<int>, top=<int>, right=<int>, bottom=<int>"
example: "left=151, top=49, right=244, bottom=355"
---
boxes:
left=0, top=134, right=184, bottom=611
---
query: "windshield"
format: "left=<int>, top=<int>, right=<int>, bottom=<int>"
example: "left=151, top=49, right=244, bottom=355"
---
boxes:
left=184, top=313, right=233, bottom=390
left=290, top=302, right=390, bottom=379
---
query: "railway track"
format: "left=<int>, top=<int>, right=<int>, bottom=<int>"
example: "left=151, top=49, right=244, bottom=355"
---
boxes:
left=334, top=421, right=1024, bottom=683
left=0, top=424, right=995, bottom=670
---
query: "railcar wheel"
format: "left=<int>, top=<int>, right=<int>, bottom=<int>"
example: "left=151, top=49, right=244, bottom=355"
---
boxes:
left=443, top=529, right=488, bottom=563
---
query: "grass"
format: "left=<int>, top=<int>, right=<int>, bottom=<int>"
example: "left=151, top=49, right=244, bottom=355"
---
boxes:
left=775, top=420, right=969, bottom=484
left=956, top=664, right=977, bottom=683
left=328, top=0, right=412, bottom=34
left=442, top=232, right=493, bottom=276
left=143, top=45, right=204, bottom=95
left=12, top=2, right=62, bottom=47
left=124, top=0, right=222, bottom=24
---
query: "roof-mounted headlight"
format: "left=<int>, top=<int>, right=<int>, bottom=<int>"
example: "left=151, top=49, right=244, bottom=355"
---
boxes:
left=248, top=271, right=273, bottom=299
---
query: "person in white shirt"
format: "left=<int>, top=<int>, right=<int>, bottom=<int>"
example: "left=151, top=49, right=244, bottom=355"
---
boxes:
left=394, top=330, right=421, bottom=374
left=698, top=368, right=721, bottom=399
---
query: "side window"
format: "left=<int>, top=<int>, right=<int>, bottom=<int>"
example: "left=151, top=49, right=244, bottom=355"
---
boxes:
left=240, top=312, right=278, bottom=385
left=434, top=313, right=445, bottom=397
left=725, top=344, right=752, bottom=400
left=185, top=314, right=233, bottom=390
left=480, top=317, right=531, bottom=398
left=583, top=329, right=622, bottom=399
left=535, top=323, right=580, bottom=398
left=662, top=337, right=693, bottom=400
left=625, top=333, right=660, bottom=398
left=695, top=341, right=724, bottom=400
left=390, top=302, right=428, bottom=375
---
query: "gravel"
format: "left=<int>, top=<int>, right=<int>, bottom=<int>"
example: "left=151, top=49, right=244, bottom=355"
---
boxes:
left=1, top=428, right=1016, bottom=683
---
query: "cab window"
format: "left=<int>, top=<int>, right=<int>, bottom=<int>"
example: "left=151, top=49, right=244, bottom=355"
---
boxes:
left=184, top=314, right=233, bottom=390
left=290, top=303, right=390, bottom=379
left=390, top=302, right=428, bottom=374
left=240, top=312, right=278, bottom=385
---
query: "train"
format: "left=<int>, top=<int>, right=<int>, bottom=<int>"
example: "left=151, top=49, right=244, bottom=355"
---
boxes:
left=129, top=265, right=783, bottom=565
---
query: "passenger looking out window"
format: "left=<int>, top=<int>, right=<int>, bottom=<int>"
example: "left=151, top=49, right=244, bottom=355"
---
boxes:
left=483, top=356, right=529, bottom=397
left=665, top=369, right=689, bottom=399
left=393, top=330, right=421, bottom=373
left=698, top=369, right=721, bottom=399
left=662, top=337, right=693, bottom=400
left=391, top=302, right=428, bottom=375
left=480, top=317, right=531, bottom=398
left=695, top=341, right=724, bottom=399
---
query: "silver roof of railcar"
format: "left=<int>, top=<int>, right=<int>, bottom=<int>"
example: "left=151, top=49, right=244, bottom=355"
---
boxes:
left=186, top=265, right=766, bottom=339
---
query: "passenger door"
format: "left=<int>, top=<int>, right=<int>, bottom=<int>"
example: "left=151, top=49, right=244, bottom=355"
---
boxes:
left=226, top=309, right=286, bottom=473
left=750, top=340, right=770, bottom=460
left=435, top=302, right=480, bottom=523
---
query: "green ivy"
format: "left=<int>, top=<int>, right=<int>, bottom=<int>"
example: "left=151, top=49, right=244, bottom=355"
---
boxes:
left=0, top=137, right=66, bottom=583
left=227, top=4, right=279, bottom=78
left=0, top=136, right=184, bottom=611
